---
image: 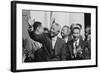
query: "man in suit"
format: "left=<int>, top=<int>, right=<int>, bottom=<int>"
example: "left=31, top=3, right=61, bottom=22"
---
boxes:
left=28, top=21, right=67, bottom=61
left=61, top=25, right=72, bottom=60
left=66, top=24, right=85, bottom=60
left=84, top=26, right=91, bottom=59
left=49, top=22, right=67, bottom=61
left=28, top=21, right=52, bottom=62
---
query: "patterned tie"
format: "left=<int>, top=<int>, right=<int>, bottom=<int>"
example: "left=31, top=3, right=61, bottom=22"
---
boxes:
left=73, top=41, right=77, bottom=58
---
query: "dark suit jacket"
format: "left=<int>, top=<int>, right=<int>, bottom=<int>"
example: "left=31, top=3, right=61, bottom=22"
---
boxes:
left=33, top=36, right=67, bottom=61
left=29, top=31, right=69, bottom=61
left=50, top=37, right=68, bottom=61
left=66, top=38, right=85, bottom=60
left=83, top=39, right=91, bottom=59
left=29, top=32, right=52, bottom=62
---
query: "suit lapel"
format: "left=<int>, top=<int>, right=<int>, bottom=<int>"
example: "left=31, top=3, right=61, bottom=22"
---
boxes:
left=79, top=38, right=83, bottom=47
left=53, top=37, right=59, bottom=55
left=69, top=40, right=74, bottom=57
left=48, top=37, right=53, bottom=55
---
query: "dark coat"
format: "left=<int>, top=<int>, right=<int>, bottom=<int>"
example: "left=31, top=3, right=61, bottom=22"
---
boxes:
left=83, top=39, right=91, bottom=59
left=66, top=38, right=85, bottom=60
left=50, top=37, right=67, bottom=61
left=29, top=31, right=70, bottom=61
left=30, top=32, right=52, bottom=62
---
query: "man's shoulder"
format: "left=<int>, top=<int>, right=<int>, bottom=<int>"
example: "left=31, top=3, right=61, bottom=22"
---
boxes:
left=43, top=33, right=50, bottom=38
left=79, top=38, right=85, bottom=45
left=57, top=37, right=65, bottom=44
left=66, top=39, right=73, bottom=46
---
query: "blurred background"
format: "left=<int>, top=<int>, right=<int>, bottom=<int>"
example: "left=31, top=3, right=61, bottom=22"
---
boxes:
left=22, top=10, right=91, bottom=40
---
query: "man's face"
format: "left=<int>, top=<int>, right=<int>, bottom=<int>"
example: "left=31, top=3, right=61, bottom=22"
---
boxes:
left=61, top=27, right=70, bottom=38
left=50, top=23, right=60, bottom=37
left=85, top=27, right=90, bottom=36
left=37, top=25, right=44, bottom=34
left=85, top=27, right=91, bottom=40
left=72, top=28, right=80, bottom=40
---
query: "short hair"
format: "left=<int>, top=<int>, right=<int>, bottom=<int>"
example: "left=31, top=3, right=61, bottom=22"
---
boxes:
left=70, top=23, right=82, bottom=30
left=44, top=27, right=49, bottom=31
left=72, top=27, right=80, bottom=33
left=33, top=21, right=42, bottom=31
left=52, top=22, right=61, bottom=32
left=63, top=25, right=70, bottom=29
left=76, top=24, right=82, bottom=29
left=86, top=25, right=91, bottom=28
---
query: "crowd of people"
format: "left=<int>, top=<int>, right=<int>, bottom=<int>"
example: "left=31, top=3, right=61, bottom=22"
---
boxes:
left=22, top=19, right=91, bottom=62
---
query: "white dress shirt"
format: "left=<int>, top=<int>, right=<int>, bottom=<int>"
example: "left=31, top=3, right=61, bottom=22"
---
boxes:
left=64, top=37, right=68, bottom=43
left=51, top=36, right=57, bottom=49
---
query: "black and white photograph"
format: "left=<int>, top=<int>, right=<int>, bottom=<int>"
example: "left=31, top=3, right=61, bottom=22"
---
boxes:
left=11, top=1, right=98, bottom=72
left=22, top=10, right=91, bottom=62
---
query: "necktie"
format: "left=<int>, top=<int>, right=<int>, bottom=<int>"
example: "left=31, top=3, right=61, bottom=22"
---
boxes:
left=73, top=41, right=77, bottom=58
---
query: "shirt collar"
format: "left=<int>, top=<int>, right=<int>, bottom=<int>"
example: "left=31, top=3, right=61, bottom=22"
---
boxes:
left=74, top=39, right=80, bottom=46
left=52, top=36, right=57, bottom=41
left=63, top=37, right=68, bottom=43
